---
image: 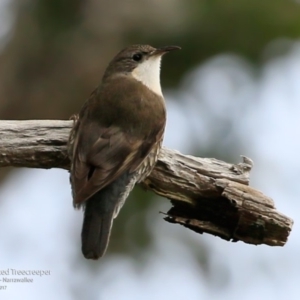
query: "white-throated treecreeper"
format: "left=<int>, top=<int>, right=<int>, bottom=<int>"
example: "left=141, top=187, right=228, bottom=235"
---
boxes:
left=69, top=45, right=180, bottom=259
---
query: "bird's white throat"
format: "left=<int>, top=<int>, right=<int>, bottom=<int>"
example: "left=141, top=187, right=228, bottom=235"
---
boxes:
left=132, top=56, right=163, bottom=96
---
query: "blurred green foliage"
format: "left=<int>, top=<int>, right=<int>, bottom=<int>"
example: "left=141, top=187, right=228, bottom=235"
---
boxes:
left=129, top=0, right=300, bottom=85
left=2, top=0, right=300, bottom=117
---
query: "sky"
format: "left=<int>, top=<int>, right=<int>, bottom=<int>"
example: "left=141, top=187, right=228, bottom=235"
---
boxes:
left=0, top=40, right=300, bottom=300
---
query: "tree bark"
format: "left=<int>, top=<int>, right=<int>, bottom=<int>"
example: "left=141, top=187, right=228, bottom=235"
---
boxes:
left=0, top=120, right=293, bottom=246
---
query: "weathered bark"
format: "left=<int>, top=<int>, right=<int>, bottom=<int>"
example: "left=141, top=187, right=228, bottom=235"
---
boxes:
left=0, top=120, right=293, bottom=246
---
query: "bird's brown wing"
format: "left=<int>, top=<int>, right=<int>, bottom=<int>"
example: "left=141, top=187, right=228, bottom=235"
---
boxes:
left=71, top=122, right=163, bottom=207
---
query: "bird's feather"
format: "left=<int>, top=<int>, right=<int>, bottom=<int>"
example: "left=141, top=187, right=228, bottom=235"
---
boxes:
left=70, top=75, right=166, bottom=207
left=67, top=44, right=181, bottom=260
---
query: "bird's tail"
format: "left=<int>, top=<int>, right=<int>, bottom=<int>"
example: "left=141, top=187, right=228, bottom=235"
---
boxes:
left=81, top=172, right=135, bottom=259
left=81, top=196, right=114, bottom=259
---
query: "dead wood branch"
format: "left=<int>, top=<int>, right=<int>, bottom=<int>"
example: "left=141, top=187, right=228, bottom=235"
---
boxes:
left=0, top=120, right=293, bottom=246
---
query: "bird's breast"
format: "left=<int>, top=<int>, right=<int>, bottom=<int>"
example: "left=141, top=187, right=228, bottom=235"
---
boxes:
left=95, top=76, right=166, bottom=136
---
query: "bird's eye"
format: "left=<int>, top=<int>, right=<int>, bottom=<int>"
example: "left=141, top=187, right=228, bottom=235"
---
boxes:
left=132, top=53, right=142, bottom=61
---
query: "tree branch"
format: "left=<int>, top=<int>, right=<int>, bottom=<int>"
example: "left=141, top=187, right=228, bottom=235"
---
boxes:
left=0, top=120, right=293, bottom=246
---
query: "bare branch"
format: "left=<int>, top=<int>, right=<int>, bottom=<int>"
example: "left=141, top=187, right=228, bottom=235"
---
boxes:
left=0, top=120, right=293, bottom=246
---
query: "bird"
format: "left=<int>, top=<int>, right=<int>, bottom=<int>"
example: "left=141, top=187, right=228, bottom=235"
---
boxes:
left=68, top=44, right=180, bottom=259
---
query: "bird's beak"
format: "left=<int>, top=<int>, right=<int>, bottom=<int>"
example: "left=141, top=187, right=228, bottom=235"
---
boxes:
left=151, top=45, right=181, bottom=56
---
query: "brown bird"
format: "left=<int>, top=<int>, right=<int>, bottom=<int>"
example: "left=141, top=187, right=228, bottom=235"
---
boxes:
left=69, top=44, right=180, bottom=259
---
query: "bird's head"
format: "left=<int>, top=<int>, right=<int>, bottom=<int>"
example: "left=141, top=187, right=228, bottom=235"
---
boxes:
left=103, top=44, right=181, bottom=96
